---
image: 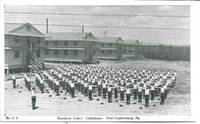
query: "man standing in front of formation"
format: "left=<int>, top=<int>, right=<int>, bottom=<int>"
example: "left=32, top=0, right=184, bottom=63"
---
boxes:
left=12, top=73, right=16, bottom=88
left=31, top=87, right=36, bottom=110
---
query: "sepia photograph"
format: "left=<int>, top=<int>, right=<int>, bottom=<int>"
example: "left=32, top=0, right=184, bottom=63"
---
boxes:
left=1, top=4, right=192, bottom=121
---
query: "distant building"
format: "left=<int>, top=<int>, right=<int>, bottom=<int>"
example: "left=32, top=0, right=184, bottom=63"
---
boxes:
left=94, top=37, right=124, bottom=60
left=5, top=23, right=45, bottom=74
left=4, top=23, right=139, bottom=73
left=123, top=40, right=139, bottom=59
left=42, top=32, right=97, bottom=63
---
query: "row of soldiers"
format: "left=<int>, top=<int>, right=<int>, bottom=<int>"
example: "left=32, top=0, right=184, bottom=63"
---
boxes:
left=17, top=64, right=176, bottom=108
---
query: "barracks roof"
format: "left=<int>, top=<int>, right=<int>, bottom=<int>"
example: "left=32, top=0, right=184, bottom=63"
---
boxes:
left=123, top=39, right=139, bottom=45
left=5, top=23, right=45, bottom=38
left=96, top=37, right=123, bottom=43
left=45, top=32, right=97, bottom=41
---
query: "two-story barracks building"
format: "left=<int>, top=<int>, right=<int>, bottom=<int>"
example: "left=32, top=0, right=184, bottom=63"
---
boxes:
left=5, top=23, right=139, bottom=73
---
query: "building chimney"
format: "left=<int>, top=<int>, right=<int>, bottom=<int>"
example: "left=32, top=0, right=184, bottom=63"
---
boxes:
left=104, top=30, right=107, bottom=38
left=46, top=18, right=48, bottom=34
left=82, top=25, right=84, bottom=33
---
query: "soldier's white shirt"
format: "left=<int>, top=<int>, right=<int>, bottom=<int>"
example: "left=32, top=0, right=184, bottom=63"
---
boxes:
left=27, top=77, right=30, bottom=82
left=133, top=84, right=137, bottom=89
left=84, top=83, right=88, bottom=87
left=145, top=89, right=150, bottom=95
left=120, top=86, right=124, bottom=91
left=31, top=90, right=36, bottom=97
left=12, top=75, right=16, bottom=79
left=40, top=80, right=44, bottom=84
left=108, top=87, right=112, bottom=92
left=138, top=87, right=142, bottom=92
left=151, top=86, right=155, bottom=90
left=126, top=88, right=131, bottom=94
left=161, top=87, right=165, bottom=93
left=55, top=80, right=59, bottom=85
left=102, top=83, right=107, bottom=88
left=71, top=83, right=75, bottom=88
left=89, top=85, right=92, bottom=90
left=98, top=81, right=101, bottom=85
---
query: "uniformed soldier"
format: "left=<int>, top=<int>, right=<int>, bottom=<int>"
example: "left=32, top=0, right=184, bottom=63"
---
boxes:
left=12, top=74, right=16, bottom=88
left=24, top=74, right=28, bottom=88
left=40, top=79, right=44, bottom=93
left=120, top=85, right=125, bottom=101
left=114, top=83, right=118, bottom=99
left=150, top=85, right=155, bottom=100
left=133, top=83, right=138, bottom=100
left=144, top=88, right=150, bottom=107
left=126, top=86, right=131, bottom=105
left=107, top=85, right=112, bottom=103
left=84, top=82, right=88, bottom=96
left=56, top=79, right=60, bottom=96
left=102, top=82, right=107, bottom=99
left=71, top=82, right=75, bottom=98
left=160, top=86, right=165, bottom=105
left=27, top=77, right=31, bottom=91
left=97, top=80, right=102, bottom=96
left=88, top=84, right=93, bottom=100
left=138, top=85, right=143, bottom=103
left=31, top=87, right=36, bottom=110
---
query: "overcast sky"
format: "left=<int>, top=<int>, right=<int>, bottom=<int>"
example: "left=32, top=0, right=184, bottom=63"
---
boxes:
left=4, top=5, right=190, bottom=45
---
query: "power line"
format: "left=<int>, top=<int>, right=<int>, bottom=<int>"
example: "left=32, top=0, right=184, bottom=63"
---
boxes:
left=5, top=11, right=189, bottom=18
left=5, top=22, right=189, bottom=30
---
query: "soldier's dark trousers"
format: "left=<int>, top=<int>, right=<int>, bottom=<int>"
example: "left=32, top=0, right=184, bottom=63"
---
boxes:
left=108, top=91, right=112, bottom=102
left=84, top=87, right=88, bottom=96
left=77, top=83, right=81, bottom=91
left=31, top=96, right=36, bottom=110
left=98, top=86, right=101, bottom=96
left=25, top=79, right=27, bottom=88
left=138, top=92, right=142, bottom=103
left=13, top=79, right=16, bottom=88
left=27, top=81, right=31, bottom=91
left=103, top=88, right=106, bottom=98
left=160, top=93, right=165, bottom=105
left=151, top=90, right=155, bottom=100
left=71, top=88, right=75, bottom=98
left=114, top=88, right=118, bottom=98
left=54, top=84, right=56, bottom=92
left=120, top=91, right=124, bottom=101
left=126, top=94, right=130, bottom=104
left=56, top=85, right=60, bottom=96
left=40, top=84, right=44, bottom=93
left=133, top=89, right=137, bottom=100
left=144, top=95, right=149, bottom=107
left=89, top=90, right=93, bottom=100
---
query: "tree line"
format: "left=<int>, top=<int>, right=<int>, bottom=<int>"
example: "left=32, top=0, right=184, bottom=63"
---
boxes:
left=138, top=44, right=190, bottom=61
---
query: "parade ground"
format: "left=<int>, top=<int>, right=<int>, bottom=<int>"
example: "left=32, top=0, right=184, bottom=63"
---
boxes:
left=4, top=59, right=191, bottom=116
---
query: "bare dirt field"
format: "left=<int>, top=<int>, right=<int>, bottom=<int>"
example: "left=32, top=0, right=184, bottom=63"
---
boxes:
left=4, top=59, right=190, bottom=116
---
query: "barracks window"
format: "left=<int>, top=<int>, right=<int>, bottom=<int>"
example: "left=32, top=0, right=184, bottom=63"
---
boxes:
left=45, top=41, right=48, bottom=45
left=102, top=50, right=104, bottom=54
left=64, top=42, right=68, bottom=46
left=54, top=50, right=58, bottom=55
left=36, top=49, right=40, bottom=57
left=45, top=49, right=48, bottom=55
left=36, top=38, right=40, bottom=44
left=73, top=41, right=78, bottom=46
left=109, top=43, right=112, bottom=47
left=14, top=49, right=20, bottom=58
left=54, top=41, right=58, bottom=46
left=73, top=50, right=78, bottom=55
left=64, top=50, right=68, bottom=55
left=109, top=50, right=112, bottom=54
left=14, top=37, right=19, bottom=43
